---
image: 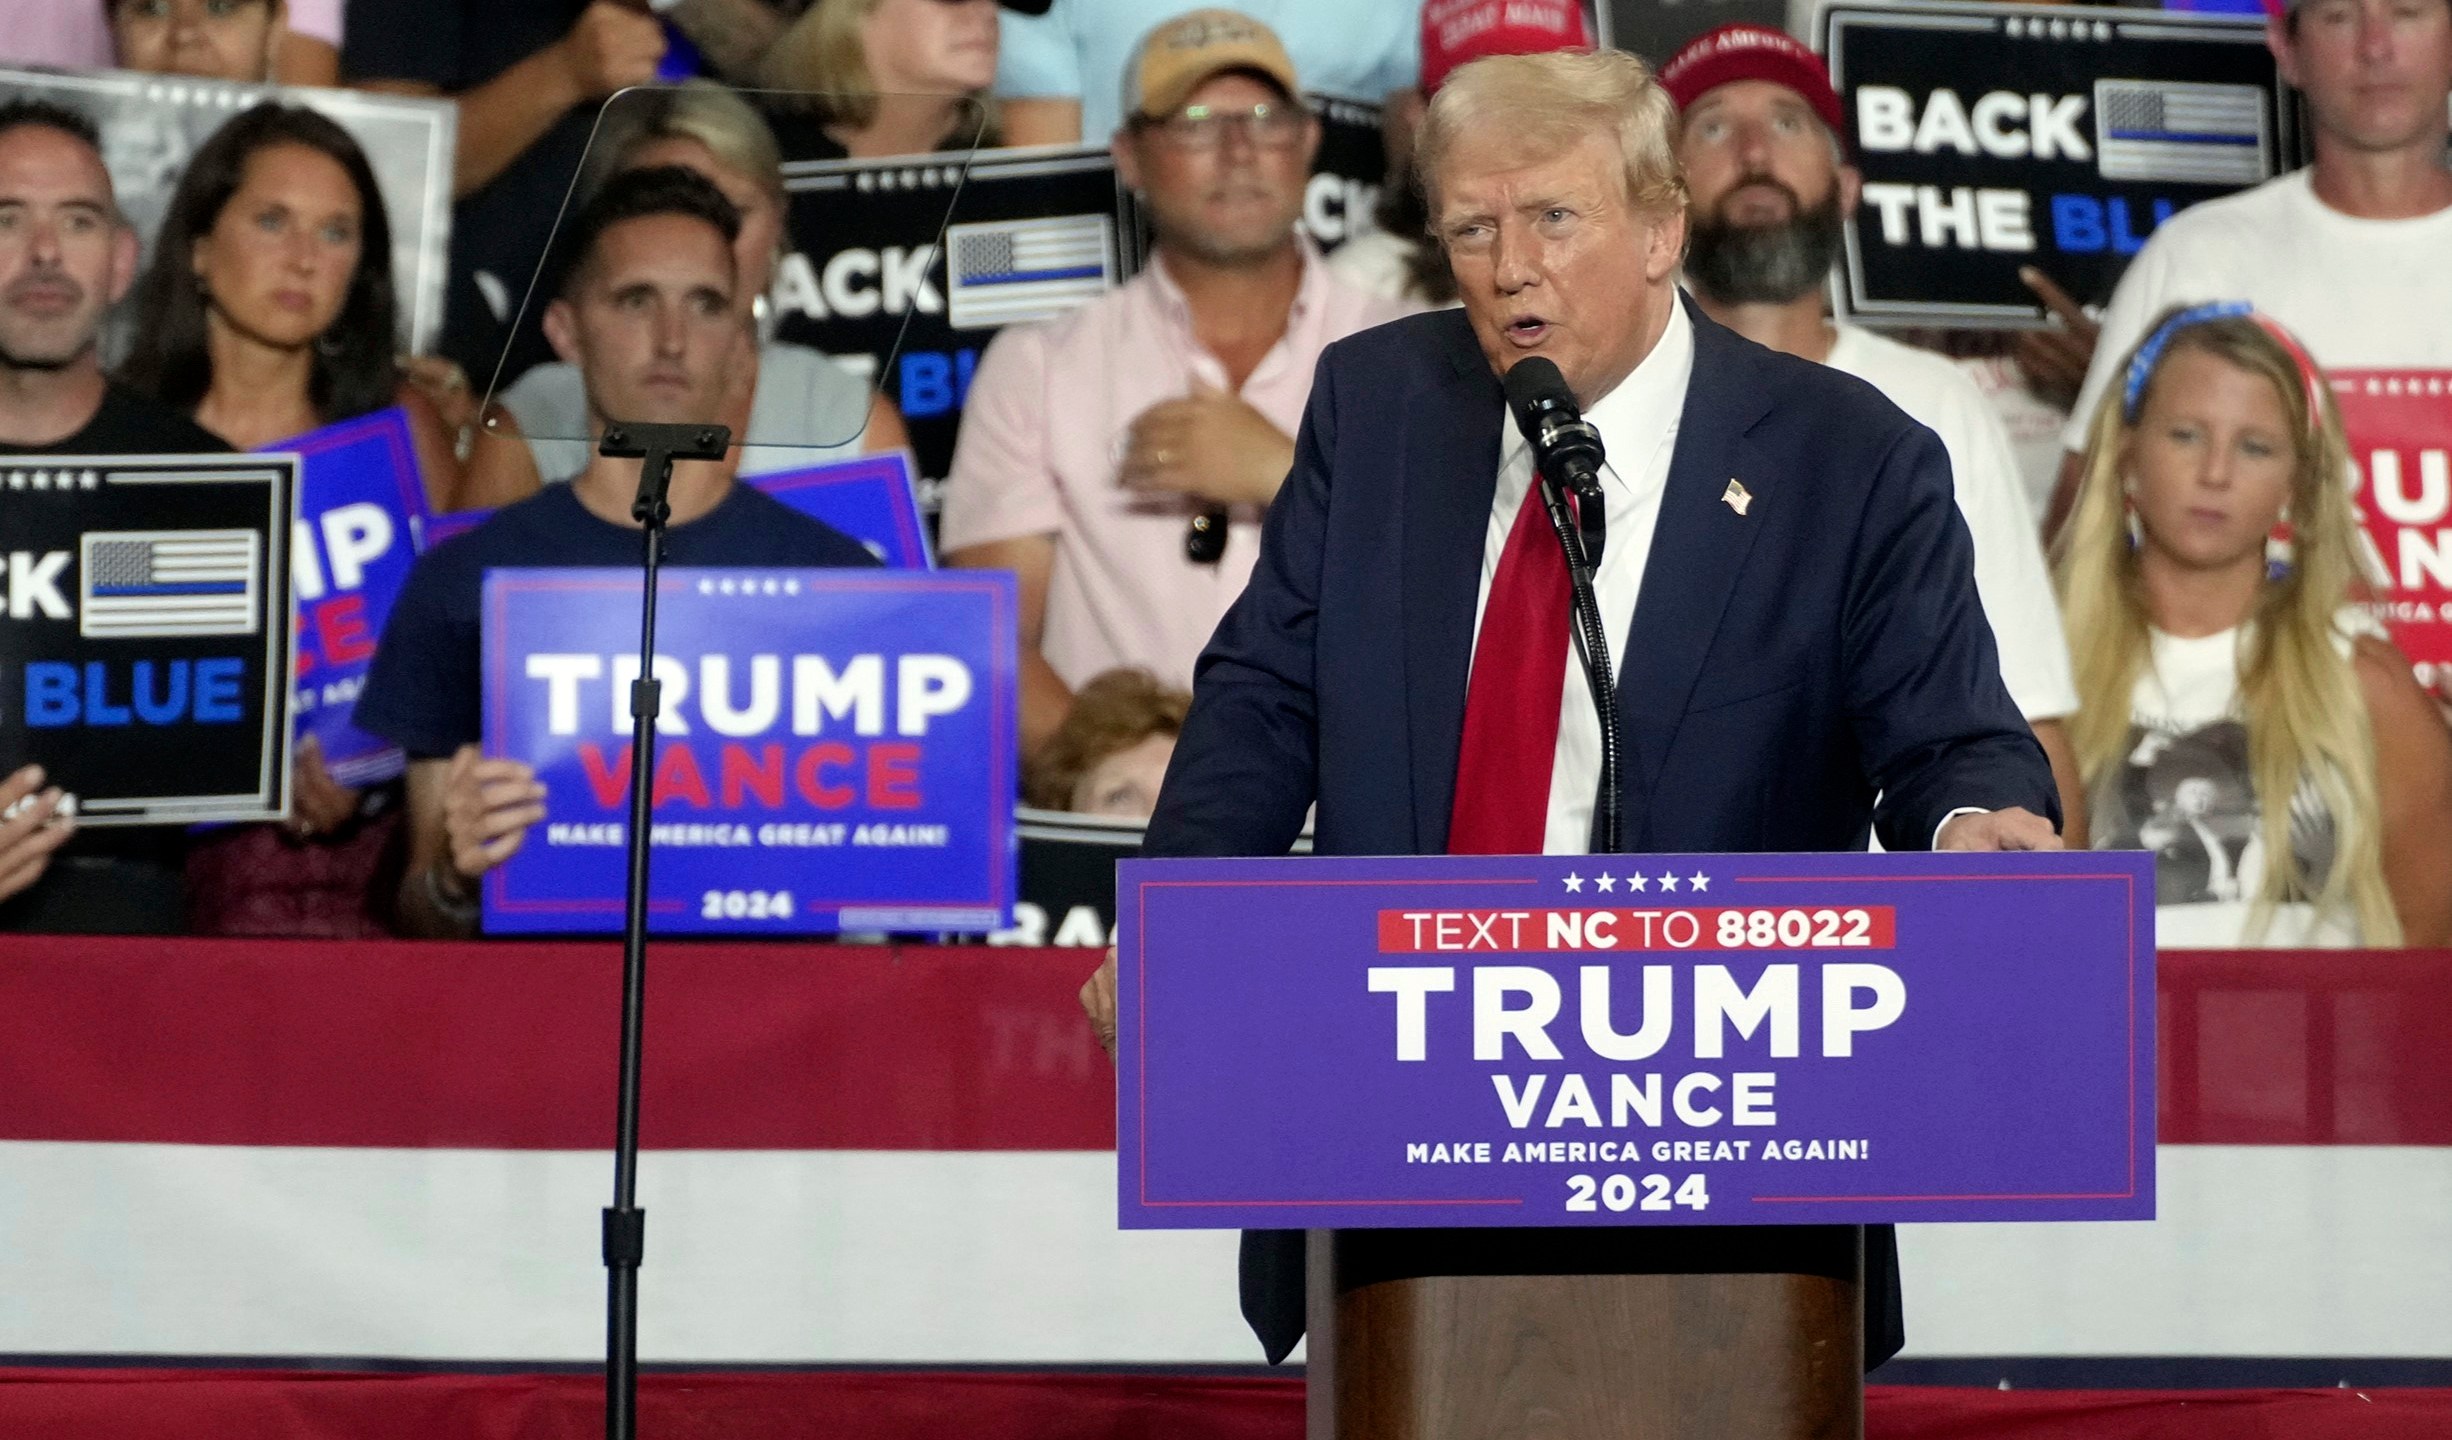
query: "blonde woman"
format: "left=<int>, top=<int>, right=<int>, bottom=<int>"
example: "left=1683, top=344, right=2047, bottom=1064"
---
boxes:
left=758, top=0, right=1000, bottom=159
left=2057, top=303, right=2452, bottom=946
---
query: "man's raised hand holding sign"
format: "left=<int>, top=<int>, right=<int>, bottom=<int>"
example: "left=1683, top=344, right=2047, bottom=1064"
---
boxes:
left=0, top=767, right=75, bottom=908
left=408, top=746, right=549, bottom=929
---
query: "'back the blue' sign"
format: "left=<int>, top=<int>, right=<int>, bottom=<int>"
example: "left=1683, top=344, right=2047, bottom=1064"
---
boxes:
left=479, top=567, right=1018, bottom=934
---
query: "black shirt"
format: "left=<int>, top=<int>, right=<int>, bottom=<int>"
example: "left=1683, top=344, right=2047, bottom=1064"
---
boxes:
left=758, top=104, right=992, bottom=164
left=354, top=481, right=881, bottom=760
left=343, top=0, right=595, bottom=382
left=762, top=107, right=850, bottom=164
left=4, top=382, right=227, bottom=455
left=0, top=382, right=228, bottom=934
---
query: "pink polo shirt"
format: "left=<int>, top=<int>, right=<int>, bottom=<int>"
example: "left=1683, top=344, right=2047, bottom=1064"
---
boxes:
left=940, top=244, right=1413, bottom=692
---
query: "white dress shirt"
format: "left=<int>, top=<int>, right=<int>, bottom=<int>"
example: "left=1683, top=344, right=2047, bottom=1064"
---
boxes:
left=1469, top=301, right=1695, bottom=855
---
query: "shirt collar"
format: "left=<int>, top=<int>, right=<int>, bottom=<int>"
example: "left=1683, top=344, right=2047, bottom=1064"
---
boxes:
left=1145, top=233, right=1328, bottom=336
left=1502, top=294, right=1694, bottom=476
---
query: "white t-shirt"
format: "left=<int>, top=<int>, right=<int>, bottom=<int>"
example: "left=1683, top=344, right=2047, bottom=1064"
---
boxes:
left=1826, top=325, right=2079, bottom=721
left=1326, top=229, right=1459, bottom=311
left=2065, top=169, right=2452, bottom=450
left=2088, top=620, right=2366, bottom=949
left=1952, top=351, right=2068, bottom=526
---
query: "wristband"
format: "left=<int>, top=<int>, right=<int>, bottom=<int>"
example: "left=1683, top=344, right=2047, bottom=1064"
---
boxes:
left=423, top=857, right=482, bottom=925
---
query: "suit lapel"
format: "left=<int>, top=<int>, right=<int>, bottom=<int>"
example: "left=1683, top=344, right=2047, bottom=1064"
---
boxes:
left=1401, top=320, right=1504, bottom=854
left=1614, top=304, right=1774, bottom=836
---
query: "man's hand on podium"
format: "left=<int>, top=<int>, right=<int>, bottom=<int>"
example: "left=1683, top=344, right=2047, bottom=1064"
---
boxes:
left=1081, top=948, right=1118, bottom=1060
left=1936, top=807, right=2062, bottom=851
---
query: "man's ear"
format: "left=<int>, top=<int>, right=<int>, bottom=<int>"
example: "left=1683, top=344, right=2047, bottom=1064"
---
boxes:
left=542, top=297, right=580, bottom=366
left=2266, top=14, right=2302, bottom=87
left=107, top=224, right=140, bottom=308
left=1645, top=206, right=1688, bottom=283
left=1297, top=113, right=1323, bottom=172
left=1839, top=162, right=1863, bottom=215
left=1110, top=127, right=1143, bottom=194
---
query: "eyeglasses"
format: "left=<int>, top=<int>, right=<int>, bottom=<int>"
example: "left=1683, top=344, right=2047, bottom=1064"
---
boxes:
left=1140, top=102, right=1308, bottom=153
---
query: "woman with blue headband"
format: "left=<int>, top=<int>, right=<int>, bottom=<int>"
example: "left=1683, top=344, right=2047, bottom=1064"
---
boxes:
left=2056, top=303, right=2452, bottom=947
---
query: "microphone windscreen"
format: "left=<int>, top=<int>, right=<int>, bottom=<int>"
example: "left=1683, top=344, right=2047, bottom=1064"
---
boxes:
left=1502, top=356, right=1575, bottom=428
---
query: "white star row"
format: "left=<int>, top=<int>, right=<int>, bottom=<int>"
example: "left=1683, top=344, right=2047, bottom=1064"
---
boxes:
left=5, top=468, right=101, bottom=490
left=849, top=166, right=961, bottom=193
left=2004, top=15, right=2111, bottom=40
left=135, top=78, right=273, bottom=110
left=1561, top=870, right=1709, bottom=895
left=693, top=576, right=805, bottom=597
left=2353, top=374, right=2446, bottom=397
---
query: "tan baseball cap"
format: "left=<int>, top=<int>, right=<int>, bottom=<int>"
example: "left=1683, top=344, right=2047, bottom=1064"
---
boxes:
left=1124, top=9, right=1301, bottom=123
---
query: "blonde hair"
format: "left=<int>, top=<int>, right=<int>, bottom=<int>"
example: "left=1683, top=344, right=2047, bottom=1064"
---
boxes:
left=1413, top=48, right=1685, bottom=223
left=2055, top=311, right=2398, bottom=943
left=1023, top=669, right=1190, bottom=810
left=763, top=0, right=881, bottom=124
left=588, top=80, right=785, bottom=204
left=760, top=0, right=997, bottom=135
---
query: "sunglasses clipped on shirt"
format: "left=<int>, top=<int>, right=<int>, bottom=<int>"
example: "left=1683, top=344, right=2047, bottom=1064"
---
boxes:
left=1185, top=507, right=1229, bottom=565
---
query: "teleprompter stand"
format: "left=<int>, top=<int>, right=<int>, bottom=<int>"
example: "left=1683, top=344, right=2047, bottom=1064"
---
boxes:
left=595, top=420, right=731, bottom=1440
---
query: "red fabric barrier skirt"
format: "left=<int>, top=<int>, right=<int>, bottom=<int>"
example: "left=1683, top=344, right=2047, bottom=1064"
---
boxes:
left=0, top=1371, right=2448, bottom=1440
left=0, top=940, right=2445, bottom=1370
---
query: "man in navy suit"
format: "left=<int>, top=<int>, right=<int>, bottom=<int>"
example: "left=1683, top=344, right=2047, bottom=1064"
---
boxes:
left=1082, top=47, right=2061, bottom=1369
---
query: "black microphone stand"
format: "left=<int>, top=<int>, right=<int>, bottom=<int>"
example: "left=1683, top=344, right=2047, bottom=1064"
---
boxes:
left=1533, top=469, right=1623, bottom=854
left=1504, top=360, right=1623, bottom=855
left=594, top=419, right=731, bottom=1440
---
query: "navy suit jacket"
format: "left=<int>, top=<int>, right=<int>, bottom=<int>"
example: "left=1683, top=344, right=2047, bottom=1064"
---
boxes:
left=1141, top=297, right=2059, bottom=1366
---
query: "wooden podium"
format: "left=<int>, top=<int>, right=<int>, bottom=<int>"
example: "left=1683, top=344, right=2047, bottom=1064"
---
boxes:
left=1304, top=1229, right=1864, bottom=1440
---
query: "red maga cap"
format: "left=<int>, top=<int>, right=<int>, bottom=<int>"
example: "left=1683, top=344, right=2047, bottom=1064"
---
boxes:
left=1420, top=0, right=1592, bottom=97
left=1658, top=23, right=1845, bottom=137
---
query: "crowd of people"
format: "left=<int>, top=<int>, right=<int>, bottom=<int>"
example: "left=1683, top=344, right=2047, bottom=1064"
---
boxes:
left=0, top=0, right=2447, bottom=950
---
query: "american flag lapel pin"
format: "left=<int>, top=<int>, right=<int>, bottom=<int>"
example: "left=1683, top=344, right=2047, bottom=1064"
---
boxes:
left=1722, top=478, right=1752, bottom=516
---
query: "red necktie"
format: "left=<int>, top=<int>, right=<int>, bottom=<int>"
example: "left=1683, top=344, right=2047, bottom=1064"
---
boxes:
left=1448, top=480, right=1571, bottom=854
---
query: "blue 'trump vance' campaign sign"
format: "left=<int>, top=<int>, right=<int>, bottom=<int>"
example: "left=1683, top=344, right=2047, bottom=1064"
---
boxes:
left=479, top=567, right=1017, bottom=934
left=280, top=407, right=430, bottom=787
left=1119, top=851, right=2156, bottom=1230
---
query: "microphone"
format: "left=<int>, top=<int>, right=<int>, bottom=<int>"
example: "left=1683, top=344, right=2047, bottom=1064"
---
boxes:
left=1502, top=357, right=1607, bottom=563
left=1498, top=356, right=1622, bottom=854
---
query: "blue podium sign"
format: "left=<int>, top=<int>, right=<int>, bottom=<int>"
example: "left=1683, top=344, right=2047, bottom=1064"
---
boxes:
left=480, top=567, right=1017, bottom=934
left=1119, top=851, right=2156, bottom=1229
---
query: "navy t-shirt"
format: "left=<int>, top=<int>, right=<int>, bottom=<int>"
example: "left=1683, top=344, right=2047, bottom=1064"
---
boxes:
left=354, top=482, right=879, bottom=760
